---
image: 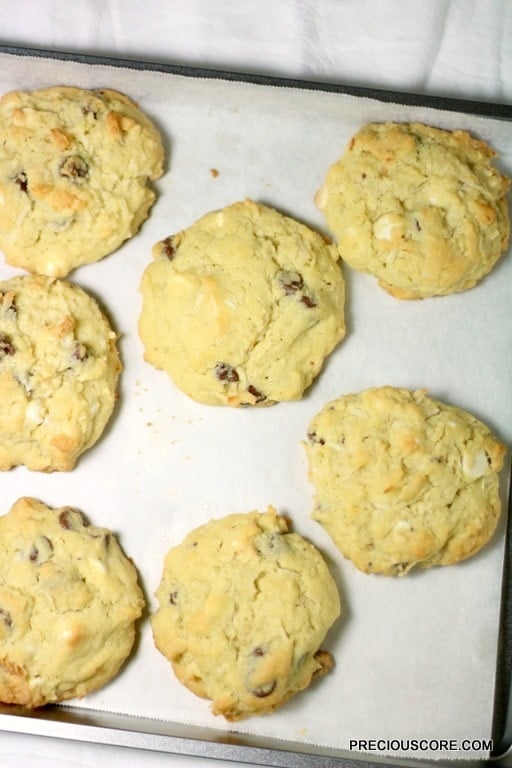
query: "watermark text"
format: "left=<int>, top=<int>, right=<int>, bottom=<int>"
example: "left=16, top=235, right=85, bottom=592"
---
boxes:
left=349, top=738, right=493, bottom=754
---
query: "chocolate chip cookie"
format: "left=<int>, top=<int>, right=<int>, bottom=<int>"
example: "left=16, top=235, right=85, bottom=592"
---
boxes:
left=151, top=507, right=340, bottom=719
left=0, top=497, right=144, bottom=707
left=139, top=199, right=345, bottom=406
left=305, top=386, right=506, bottom=575
left=316, top=122, right=510, bottom=298
left=0, top=274, right=121, bottom=471
left=0, top=85, right=164, bottom=276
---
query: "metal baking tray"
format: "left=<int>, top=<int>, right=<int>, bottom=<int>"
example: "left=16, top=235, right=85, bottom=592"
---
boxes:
left=0, top=44, right=510, bottom=768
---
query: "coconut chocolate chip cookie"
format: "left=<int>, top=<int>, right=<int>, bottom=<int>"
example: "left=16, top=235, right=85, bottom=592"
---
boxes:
left=316, top=122, right=510, bottom=299
left=139, top=199, right=345, bottom=406
left=0, top=274, right=121, bottom=471
left=304, top=386, right=506, bottom=576
left=0, top=497, right=144, bottom=707
left=0, top=85, right=164, bottom=276
left=151, top=507, right=340, bottom=720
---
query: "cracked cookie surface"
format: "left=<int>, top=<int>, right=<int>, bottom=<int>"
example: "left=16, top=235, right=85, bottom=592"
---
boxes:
left=0, top=274, right=121, bottom=471
left=316, top=122, right=510, bottom=298
left=0, top=85, right=164, bottom=276
left=139, top=199, right=345, bottom=406
left=151, top=507, right=340, bottom=720
left=305, top=386, right=506, bottom=575
left=0, top=497, right=144, bottom=707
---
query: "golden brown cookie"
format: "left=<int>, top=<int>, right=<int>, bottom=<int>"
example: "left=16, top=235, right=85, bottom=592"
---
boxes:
left=0, top=86, right=164, bottom=276
left=151, top=507, right=340, bottom=719
left=0, top=497, right=144, bottom=707
left=304, top=386, right=506, bottom=575
left=316, top=122, right=510, bottom=298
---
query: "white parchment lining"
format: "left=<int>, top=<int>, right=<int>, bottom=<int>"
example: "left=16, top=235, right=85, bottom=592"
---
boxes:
left=0, top=52, right=511, bottom=762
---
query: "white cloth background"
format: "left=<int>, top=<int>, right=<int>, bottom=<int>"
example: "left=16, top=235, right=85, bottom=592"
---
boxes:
left=2, top=0, right=512, bottom=102
left=0, top=1, right=510, bottom=767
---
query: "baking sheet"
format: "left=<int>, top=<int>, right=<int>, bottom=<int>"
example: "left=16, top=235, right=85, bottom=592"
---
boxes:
left=0, top=48, right=511, bottom=764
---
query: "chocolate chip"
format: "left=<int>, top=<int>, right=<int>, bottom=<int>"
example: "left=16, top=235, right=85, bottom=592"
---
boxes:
left=252, top=680, right=276, bottom=698
left=278, top=270, right=316, bottom=308
left=215, top=362, right=239, bottom=383
left=300, top=295, right=317, bottom=308
left=82, top=105, right=99, bottom=120
left=169, top=591, right=178, bottom=605
left=72, top=343, right=89, bottom=362
left=278, top=270, right=304, bottom=295
left=14, top=171, right=28, bottom=193
left=59, top=510, right=73, bottom=529
left=247, top=385, right=266, bottom=403
left=59, top=156, right=89, bottom=182
left=415, top=219, right=422, bottom=231
left=307, top=431, right=325, bottom=446
left=162, top=237, right=176, bottom=261
left=28, top=536, right=54, bottom=564
left=252, top=646, right=265, bottom=657
left=0, top=335, right=15, bottom=357
left=59, top=508, right=85, bottom=530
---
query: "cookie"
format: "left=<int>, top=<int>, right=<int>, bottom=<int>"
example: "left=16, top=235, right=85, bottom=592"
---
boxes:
left=315, top=122, right=510, bottom=299
left=139, top=199, right=345, bottom=406
left=0, top=497, right=144, bottom=707
left=0, top=274, right=121, bottom=471
left=0, top=85, right=164, bottom=276
left=151, top=507, right=340, bottom=720
left=304, top=386, right=506, bottom=575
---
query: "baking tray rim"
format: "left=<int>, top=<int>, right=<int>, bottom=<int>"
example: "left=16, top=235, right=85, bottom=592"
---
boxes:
left=0, top=42, right=511, bottom=120
left=0, top=42, right=510, bottom=768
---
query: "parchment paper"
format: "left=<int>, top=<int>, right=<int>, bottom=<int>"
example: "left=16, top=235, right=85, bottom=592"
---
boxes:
left=0, top=51, right=510, bottom=761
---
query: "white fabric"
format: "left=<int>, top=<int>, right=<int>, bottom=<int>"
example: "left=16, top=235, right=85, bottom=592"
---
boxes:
left=0, top=2, right=510, bottom=766
left=1, top=0, right=511, bottom=101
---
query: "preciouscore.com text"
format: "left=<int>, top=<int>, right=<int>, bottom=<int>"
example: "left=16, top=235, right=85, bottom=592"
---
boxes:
left=349, top=738, right=493, bottom=753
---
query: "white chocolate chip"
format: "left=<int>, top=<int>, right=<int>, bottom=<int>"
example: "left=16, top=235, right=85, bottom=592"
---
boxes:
left=373, top=213, right=403, bottom=240
left=25, top=400, right=44, bottom=426
left=463, top=449, right=489, bottom=479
